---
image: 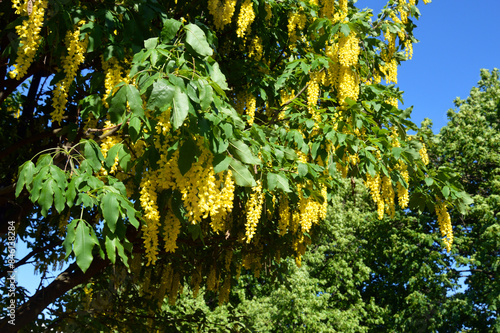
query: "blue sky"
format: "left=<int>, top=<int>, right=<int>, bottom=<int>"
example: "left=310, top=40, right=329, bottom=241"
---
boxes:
left=385, top=0, right=500, bottom=132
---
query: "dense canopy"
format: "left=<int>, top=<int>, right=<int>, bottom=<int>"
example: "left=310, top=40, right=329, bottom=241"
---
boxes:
left=0, top=0, right=470, bottom=331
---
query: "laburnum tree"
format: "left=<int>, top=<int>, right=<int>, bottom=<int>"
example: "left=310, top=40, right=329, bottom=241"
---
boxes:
left=0, top=0, right=471, bottom=331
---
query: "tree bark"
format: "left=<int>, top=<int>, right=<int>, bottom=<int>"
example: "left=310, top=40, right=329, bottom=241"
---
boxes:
left=0, top=257, right=109, bottom=332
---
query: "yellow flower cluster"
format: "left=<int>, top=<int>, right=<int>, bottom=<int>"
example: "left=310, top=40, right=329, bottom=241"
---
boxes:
left=387, top=97, right=399, bottom=109
left=419, top=142, right=430, bottom=165
left=279, top=89, right=294, bottom=120
left=51, top=23, right=88, bottom=124
left=218, top=276, right=231, bottom=305
left=245, top=180, right=264, bottom=243
left=382, top=175, right=395, bottom=218
left=248, top=36, right=263, bottom=61
left=140, top=172, right=161, bottom=265
left=292, top=233, right=310, bottom=267
left=208, top=0, right=237, bottom=31
left=236, top=0, right=255, bottom=39
left=390, top=127, right=401, bottom=148
left=338, top=33, right=360, bottom=67
left=99, top=121, right=122, bottom=175
left=380, top=59, right=398, bottom=84
left=156, top=138, right=235, bottom=233
left=155, top=108, right=172, bottom=136
left=307, top=71, right=322, bottom=122
left=325, top=32, right=360, bottom=105
left=9, top=0, right=48, bottom=80
left=435, top=200, right=453, bottom=252
left=294, top=184, right=328, bottom=232
left=278, top=196, right=290, bottom=236
left=380, top=29, right=398, bottom=84
left=365, top=173, right=385, bottom=219
left=207, top=265, right=218, bottom=291
left=265, top=3, right=273, bottom=22
left=396, top=161, right=409, bottom=208
left=163, top=209, right=181, bottom=253
left=404, top=39, right=413, bottom=60
left=191, top=265, right=203, bottom=297
left=168, top=272, right=181, bottom=305
left=337, top=65, right=359, bottom=105
left=287, top=11, right=307, bottom=48
left=333, top=0, right=348, bottom=23
left=245, top=92, right=257, bottom=125
left=320, top=0, right=335, bottom=19
left=102, top=57, right=129, bottom=107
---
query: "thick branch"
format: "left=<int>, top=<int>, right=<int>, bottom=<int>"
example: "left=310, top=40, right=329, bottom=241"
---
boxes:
left=0, top=240, right=62, bottom=280
left=0, top=257, right=109, bottom=332
left=0, top=128, right=61, bottom=162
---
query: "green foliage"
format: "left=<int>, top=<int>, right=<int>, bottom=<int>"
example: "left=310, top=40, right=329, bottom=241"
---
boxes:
left=429, top=68, right=500, bottom=331
left=0, top=0, right=473, bottom=331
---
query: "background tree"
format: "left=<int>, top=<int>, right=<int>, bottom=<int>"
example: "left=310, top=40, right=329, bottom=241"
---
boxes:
left=429, top=68, right=500, bottom=331
left=0, top=0, right=470, bottom=331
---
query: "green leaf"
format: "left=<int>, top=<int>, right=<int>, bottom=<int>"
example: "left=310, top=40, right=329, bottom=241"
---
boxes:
left=126, top=85, right=144, bottom=118
left=66, top=176, right=77, bottom=208
left=161, top=18, right=182, bottom=42
left=115, top=239, right=128, bottom=268
left=108, top=85, right=127, bottom=123
left=74, top=221, right=98, bottom=272
left=178, top=138, right=198, bottom=175
left=184, top=23, right=213, bottom=57
left=424, top=177, right=434, bottom=186
left=63, top=219, right=78, bottom=259
left=76, top=192, right=95, bottom=208
left=298, top=163, right=308, bottom=177
left=84, top=140, right=104, bottom=171
left=129, top=116, right=142, bottom=142
left=144, top=37, right=158, bottom=50
left=53, top=185, right=65, bottom=213
left=209, top=62, right=228, bottom=90
left=15, top=160, right=35, bottom=197
left=121, top=200, right=139, bottom=229
left=392, top=147, right=403, bottom=160
left=213, top=154, right=232, bottom=173
left=172, top=86, right=190, bottom=130
left=442, top=185, right=450, bottom=199
left=49, top=165, right=67, bottom=189
left=229, top=159, right=256, bottom=187
left=105, top=235, right=116, bottom=264
left=102, top=192, right=120, bottom=233
left=229, top=140, right=262, bottom=165
left=39, top=178, right=55, bottom=217
left=267, top=173, right=290, bottom=192
left=105, top=143, right=123, bottom=169
left=198, top=79, right=213, bottom=110
left=267, top=172, right=278, bottom=191
left=147, top=79, right=174, bottom=110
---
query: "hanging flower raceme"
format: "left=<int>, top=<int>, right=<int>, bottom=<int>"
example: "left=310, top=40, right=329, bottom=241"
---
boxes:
left=9, top=0, right=48, bottom=80
left=51, top=22, right=88, bottom=124
left=435, top=199, right=453, bottom=252
left=140, top=172, right=161, bottom=265
left=236, top=0, right=255, bottom=39
left=102, top=57, right=129, bottom=107
left=245, top=180, right=264, bottom=243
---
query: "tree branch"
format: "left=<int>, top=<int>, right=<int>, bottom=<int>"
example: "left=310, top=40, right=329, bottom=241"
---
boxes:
left=0, top=257, right=109, bottom=332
